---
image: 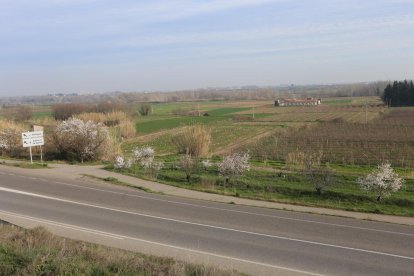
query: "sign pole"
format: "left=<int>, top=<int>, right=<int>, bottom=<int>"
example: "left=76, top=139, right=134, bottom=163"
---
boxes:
left=29, top=146, right=33, bottom=164
left=22, top=129, right=44, bottom=164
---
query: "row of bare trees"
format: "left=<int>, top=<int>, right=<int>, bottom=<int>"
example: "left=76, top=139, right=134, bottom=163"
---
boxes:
left=246, top=110, right=414, bottom=168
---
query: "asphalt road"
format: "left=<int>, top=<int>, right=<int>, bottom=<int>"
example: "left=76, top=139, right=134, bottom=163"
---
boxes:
left=0, top=166, right=413, bottom=275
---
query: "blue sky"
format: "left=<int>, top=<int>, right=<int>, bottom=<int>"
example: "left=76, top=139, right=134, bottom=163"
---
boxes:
left=1, top=0, right=413, bottom=96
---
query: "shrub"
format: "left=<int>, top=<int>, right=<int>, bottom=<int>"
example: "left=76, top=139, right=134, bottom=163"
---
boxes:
left=77, top=111, right=136, bottom=139
left=138, top=104, right=151, bottom=116
left=142, top=160, right=163, bottom=179
left=218, top=152, right=250, bottom=183
left=0, top=120, right=25, bottom=157
left=201, top=159, right=212, bottom=170
left=15, top=105, right=33, bottom=122
left=302, top=151, right=335, bottom=194
left=52, top=103, right=93, bottom=120
left=305, top=163, right=336, bottom=195
left=172, top=125, right=211, bottom=157
left=114, top=156, right=131, bottom=169
left=96, top=100, right=127, bottom=113
left=133, top=146, right=155, bottom=165
left=286, top=150, right=306, bottom=171
left=53, top=118, right=109, bottom=162
left=132, top=146, right=163, bottom=179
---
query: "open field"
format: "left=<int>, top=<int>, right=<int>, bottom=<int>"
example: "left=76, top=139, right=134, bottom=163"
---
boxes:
left=3, top=96, right=414, bottom=216
left=126, top=96, right=388, bottom=157
left=243, top=108, right=414, bottom=168
left=111, top=96, right=414, bottom=216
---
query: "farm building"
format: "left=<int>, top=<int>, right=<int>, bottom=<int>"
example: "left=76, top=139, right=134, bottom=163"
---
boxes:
left=275, top=97, right=321, bottom=107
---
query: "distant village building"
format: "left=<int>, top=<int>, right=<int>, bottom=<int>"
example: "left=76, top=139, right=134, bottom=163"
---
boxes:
left=275, top=97, right=321, bottom=107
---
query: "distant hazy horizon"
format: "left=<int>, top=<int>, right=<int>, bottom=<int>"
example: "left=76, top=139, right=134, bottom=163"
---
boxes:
left=1, top=0, right=413, bottom=97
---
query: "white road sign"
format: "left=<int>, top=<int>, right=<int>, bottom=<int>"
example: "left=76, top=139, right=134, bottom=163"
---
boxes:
left=22, top=131, right=44, bottom=147
left=22, top=131, right=43, bottom=139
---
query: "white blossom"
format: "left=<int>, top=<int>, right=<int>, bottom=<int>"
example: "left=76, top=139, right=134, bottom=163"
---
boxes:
left=357, top=162, right=404, bottom=202
left=54, top=118, right=109, bottom=162
left=201, top=159, right=212, bottom=169
left=132, top=146, right=163, bottom=178
left=218, top=152, right=250, bottom=182
left=0, top=125, right=26, bottom=156
left=133, top=146, right=155, bottom=166
left=143, top=160, right=163, bottom=179
left=114, top=155, right=131, bottom=169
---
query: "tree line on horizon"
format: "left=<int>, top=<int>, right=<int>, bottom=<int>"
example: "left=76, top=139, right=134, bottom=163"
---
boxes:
left=382, top=80, right=414, bottom=107
left=1, top=81, right=389, bottom=106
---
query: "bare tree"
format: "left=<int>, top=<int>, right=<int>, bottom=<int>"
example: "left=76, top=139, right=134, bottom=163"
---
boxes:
left=304, top=151, right=336, bottom=194
left=179, top=154, right=197, bottom=182
left=15, top=105, right=32, bottom=122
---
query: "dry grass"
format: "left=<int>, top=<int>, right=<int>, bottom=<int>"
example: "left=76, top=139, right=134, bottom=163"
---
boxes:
left=0, top=224, right=240, bottom=275
left=77, top=111, right=136, bottom=139
left=172, top=125, right=211, bottom=157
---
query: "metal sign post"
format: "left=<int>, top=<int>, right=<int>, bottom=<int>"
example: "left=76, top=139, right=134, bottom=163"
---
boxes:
left=33, top=125, right=44, bottom=163
left=29, top=146, right=33, bottom=164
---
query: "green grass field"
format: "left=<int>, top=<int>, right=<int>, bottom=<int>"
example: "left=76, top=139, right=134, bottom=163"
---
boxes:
left=115, top=96, right=414, bottom=216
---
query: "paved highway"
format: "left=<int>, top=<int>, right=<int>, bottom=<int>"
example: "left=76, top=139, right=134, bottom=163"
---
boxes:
left=0, top=165, right=413, bottom=275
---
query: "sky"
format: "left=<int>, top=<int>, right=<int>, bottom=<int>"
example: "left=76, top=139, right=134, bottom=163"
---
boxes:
left=0, top=0, right=413, bottom=96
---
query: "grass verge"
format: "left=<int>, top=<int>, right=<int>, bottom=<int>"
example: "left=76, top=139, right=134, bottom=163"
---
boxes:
left=0, top=223, right=242, bottom=275
left=0, top=161, right=48, bottom=169
left=107, top=162, right=414, bottom=217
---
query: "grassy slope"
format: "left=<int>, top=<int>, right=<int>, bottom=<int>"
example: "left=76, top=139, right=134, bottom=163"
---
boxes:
left=115, top=97, right=414, bottom=217
left=109, top=163, right=414, bottom=217
left=0, top=224, right=241, bottom=276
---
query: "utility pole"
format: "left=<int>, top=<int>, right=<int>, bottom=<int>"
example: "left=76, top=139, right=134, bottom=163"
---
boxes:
left=252, top=104, right=255, bottom=120
left=365, top=99, right=368, bottom=124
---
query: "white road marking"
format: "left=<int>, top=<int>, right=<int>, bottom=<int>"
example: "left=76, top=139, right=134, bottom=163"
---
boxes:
left=0, top=210, right=322, bottom=276
left=4, top=172, right=414, bottom=237
left=0, top=210, right=123, bottom=239
left=0, top=186, right=413, bottom=261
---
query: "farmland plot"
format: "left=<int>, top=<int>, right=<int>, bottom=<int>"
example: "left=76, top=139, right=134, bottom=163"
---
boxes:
left=244, top=108, right=414, bottom=167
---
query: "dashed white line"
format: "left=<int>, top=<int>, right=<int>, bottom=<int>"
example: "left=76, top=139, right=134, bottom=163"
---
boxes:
left=3, top=171, right=413, bottom=237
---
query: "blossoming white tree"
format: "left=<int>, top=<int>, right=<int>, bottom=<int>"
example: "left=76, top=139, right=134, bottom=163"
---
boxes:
left=114, top=155, right=131, bottom=169
left=201, top=159, right=212, bottom=170
left=54, top=118, right=109, bottom=162
left=218, top=152, right=250, bottom=184
left=358, top=162, right=404, bottom=202
left=0, top=121, right=25, bottom=157
left=133, top=146, right=155, bottom=166
left=132, top=146, right=163, bottom=179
